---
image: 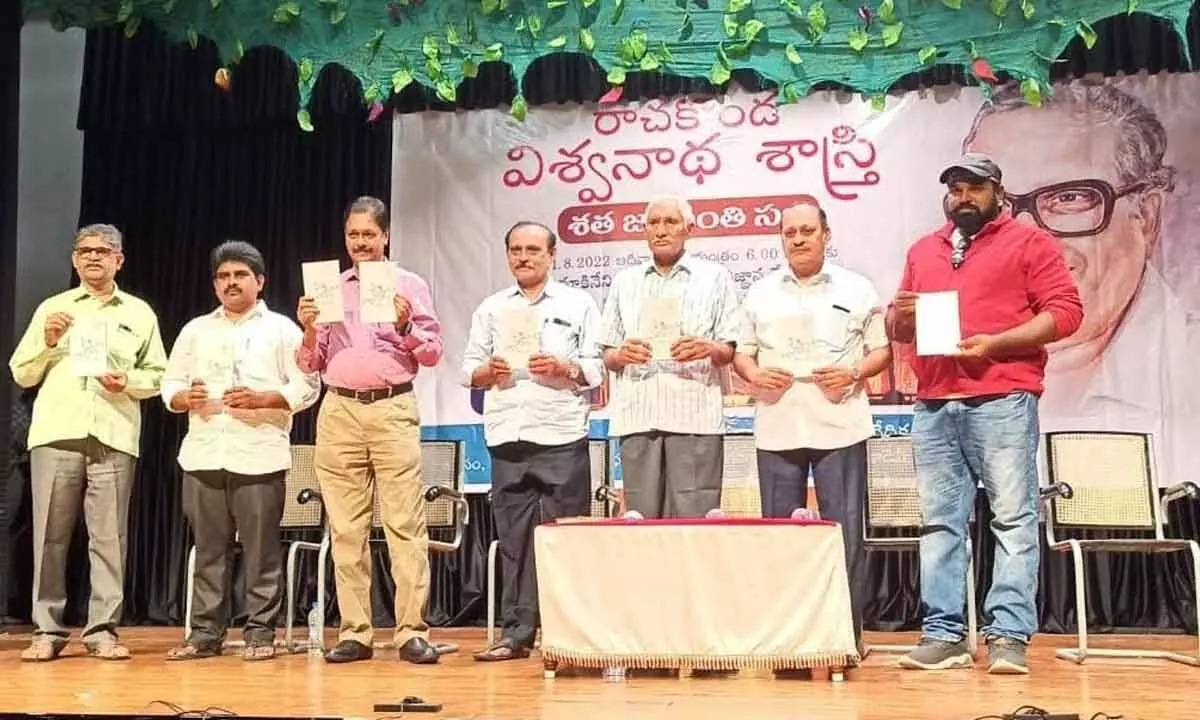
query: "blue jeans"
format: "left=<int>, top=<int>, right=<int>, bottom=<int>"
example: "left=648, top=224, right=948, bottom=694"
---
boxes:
left=913, top=392, right=1040, bottom=644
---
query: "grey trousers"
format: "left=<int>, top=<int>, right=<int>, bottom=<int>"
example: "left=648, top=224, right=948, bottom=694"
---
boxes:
left=619, top=432, right=724, bottom=519
left=182, top=469, right=286, bottom=647
left=30, top=438, right=135, bottom=644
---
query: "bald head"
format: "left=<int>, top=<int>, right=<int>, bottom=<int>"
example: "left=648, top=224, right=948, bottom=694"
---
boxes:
left=780, top=202, right=829, bottom=278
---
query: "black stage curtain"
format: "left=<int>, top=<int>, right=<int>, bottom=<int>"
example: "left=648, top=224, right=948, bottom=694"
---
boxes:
left=2, top=5, right=1196, bottom=636
left=0, top=0, right=22, bottom=621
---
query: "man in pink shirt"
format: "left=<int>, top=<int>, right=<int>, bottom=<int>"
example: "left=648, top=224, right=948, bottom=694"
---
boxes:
left=296, top=196, right=444, bottom=665
left=888, top=155, right=1082, bottom=675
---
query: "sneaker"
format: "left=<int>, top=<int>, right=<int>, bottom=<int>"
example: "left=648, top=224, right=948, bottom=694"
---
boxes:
left=986, top=636, right=1029, bottom=675
left=897, top=637, right=974, bottom=670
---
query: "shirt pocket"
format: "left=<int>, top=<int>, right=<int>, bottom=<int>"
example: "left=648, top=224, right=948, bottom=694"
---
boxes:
left=106, top=321, right=144, bottom=371
left=815, top=306, right=865, bottom=353
left=540, top=319, right=578, bottom=359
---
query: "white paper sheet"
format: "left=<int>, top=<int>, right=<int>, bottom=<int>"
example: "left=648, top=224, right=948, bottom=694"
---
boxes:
left=496, top=307, right=541, bottom=369
left=357, top=261, right=397, bottom=324
left=301, top=260, right=344, bottom=324
left=638, top=297, right=682, bottom=360
left=69, top=317, right=109, bottom=377
left=915, top=291, right=962, bottom=356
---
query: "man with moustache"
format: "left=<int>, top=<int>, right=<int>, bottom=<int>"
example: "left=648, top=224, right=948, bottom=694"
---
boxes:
left=599, top=195, right=740, bottom=519
left=961, top=80, right=1195, bottom=489
left=733, top=200, right=891, bottom=658
left=888, top=155, right=1083, bottom=674
left=462, top=221, right=602, bottom=661
left=296, top=196, right=445, bottom=665
left=8, top=223, right=167, bottom=661
left=162, top=240, right=319, bottom=661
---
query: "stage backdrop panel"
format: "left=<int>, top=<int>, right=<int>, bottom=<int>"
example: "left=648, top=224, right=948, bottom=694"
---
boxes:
left=391, top=74, right=1200, bottom=492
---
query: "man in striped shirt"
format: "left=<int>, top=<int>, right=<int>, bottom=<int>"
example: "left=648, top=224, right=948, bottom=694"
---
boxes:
left=599, top=196, right=740, bottom=518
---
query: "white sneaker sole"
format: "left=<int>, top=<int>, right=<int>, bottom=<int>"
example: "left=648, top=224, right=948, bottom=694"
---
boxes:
left=987, top=658, right=1030, bottom=675
left=897, top=652, right=973, bottom=670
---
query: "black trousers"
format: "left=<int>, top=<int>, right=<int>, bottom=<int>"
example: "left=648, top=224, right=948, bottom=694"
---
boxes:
left=182, top=469, right=286, bottom=646
left=0, top=456, right=28, bottom=619
left=489, top=438, right=590, bottom=647
left=757, top=441, right=868, bottom=644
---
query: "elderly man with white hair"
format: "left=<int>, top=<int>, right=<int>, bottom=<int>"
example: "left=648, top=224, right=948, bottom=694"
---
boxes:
left=8, top=223, right=167, bottom=662
left=599, top=196, right=740, bottom=518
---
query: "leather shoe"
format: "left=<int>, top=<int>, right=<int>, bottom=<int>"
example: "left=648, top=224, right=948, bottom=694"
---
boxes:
left=324, top=640, right=373, bottom=663
left=398, top=637, right=439, bottom=664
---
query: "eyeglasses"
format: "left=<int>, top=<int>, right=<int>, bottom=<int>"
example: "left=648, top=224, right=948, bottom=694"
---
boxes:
left=1005, top=179, right=1148, bottom=238
left=74, top=246, right=117, bottom=258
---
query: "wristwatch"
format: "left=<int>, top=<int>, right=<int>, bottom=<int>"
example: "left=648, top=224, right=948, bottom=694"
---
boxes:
left=850, top=365, right=862, bottom=383
left=565, top=363, right=582, bottom=383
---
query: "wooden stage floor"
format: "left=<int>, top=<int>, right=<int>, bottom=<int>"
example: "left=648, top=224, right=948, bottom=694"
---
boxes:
left=0, top=627, right=1192, bottom=720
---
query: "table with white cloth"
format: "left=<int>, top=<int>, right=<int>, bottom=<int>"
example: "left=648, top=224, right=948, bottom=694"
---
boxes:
left=534, top=517, right=860, bottom=679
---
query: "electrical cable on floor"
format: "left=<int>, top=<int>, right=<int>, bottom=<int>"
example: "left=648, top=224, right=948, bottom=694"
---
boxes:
left=145, top=701, right=186, bottom=715
left=146, top=700, right=238, bottom=719
left=971, top=706, right=1123, bottom=720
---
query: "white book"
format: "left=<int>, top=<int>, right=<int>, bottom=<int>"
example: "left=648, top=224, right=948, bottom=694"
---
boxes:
left=496, top=307, right=540, bottom=369
left=199, top=340, right=237, bottom=399
left=638, top=297, right=682, bottom=360
left=69, top=317, right=109, bottom=377
left=357, top=261, right=397, bottom=324
left=762, top=313, right=819, bottom=379
left=915, top=291, right=963, bottom=356
left=301, top=260, right=345, bottom=324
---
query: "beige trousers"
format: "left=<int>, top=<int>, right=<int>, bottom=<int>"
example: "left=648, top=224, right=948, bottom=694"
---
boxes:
left=30, top=437, right=135, bottom=645
left=315, top=391, right=429, bottom=645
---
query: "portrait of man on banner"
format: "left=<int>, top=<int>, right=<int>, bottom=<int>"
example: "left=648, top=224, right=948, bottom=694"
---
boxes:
left=961, top=78, right=1200, bottom=485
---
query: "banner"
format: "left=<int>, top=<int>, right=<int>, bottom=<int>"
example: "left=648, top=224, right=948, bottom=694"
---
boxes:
left=392, top=73, right=1200, bottom=491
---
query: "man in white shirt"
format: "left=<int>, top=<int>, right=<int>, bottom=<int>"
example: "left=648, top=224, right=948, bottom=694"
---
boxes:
left=733, top=201, right=892, bottom=656
left=599, top=196, right=741, bottom=518
left=463, top=221, right=602, bottom=661
left=161, top=241, right=319, bottom=661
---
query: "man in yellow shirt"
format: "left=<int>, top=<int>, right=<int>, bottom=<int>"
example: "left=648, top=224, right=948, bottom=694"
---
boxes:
left=8, top=223, right=167, bottom=661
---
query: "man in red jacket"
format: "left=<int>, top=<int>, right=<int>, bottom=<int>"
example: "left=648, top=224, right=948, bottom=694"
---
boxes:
left=888, top=154, right=1083, bottom=675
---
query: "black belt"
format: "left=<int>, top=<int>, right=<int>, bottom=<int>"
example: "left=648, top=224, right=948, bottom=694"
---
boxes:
left=330, top=383, right=413, bottom=404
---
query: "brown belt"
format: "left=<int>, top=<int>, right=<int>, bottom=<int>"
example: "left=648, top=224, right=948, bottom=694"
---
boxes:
left=329, top=383, right=413, bottom=404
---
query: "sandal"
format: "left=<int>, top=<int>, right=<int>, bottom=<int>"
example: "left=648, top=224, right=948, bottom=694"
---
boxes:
left=166, top=642, right=221, bottom=661
left=243, top=644, right=276, bottom=662
left=87, top=642, right=132, bottom=661
left=472, top=638, right=531, bottom=662
left=21, top=637, right=66, bottom=663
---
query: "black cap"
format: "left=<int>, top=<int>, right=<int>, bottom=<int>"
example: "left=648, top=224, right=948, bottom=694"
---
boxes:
left=939, top=153, right=1002, bottom=184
